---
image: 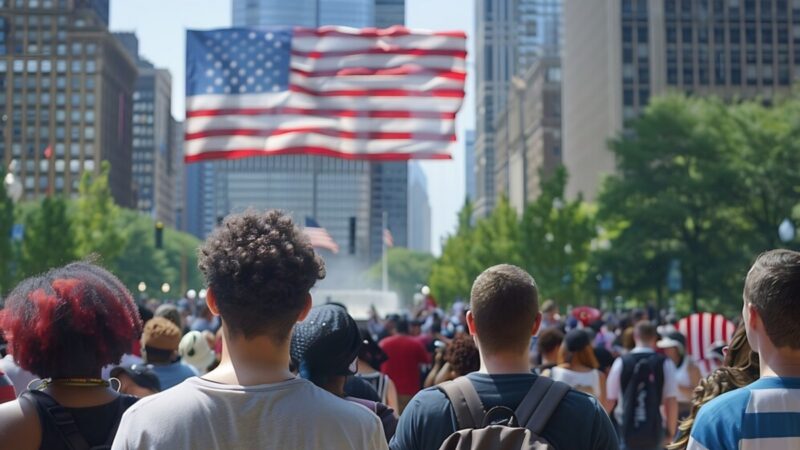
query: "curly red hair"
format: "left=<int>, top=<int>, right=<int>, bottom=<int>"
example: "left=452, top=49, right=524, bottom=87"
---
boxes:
left=0, top=262, right=142, bottom=378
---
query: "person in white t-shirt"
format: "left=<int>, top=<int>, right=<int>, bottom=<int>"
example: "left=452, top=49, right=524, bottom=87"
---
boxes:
left=112, top=210, right=387, bottom=450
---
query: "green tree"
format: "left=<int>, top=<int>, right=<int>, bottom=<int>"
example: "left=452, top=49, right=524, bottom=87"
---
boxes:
left=20, top=196, right=76, bottom=277
left=519, top=167, right=597, bottom=303
left=0, top=167, right=14, bottom=295
left=429, top=199, right=480, bottom=306
left=367, top=247, right=435, bottom=305
left=598, top=95, right=747, bottom=311
left=73, top=161, right=128, bottom=269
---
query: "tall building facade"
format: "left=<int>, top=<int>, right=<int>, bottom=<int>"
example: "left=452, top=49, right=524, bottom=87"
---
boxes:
left=172, top=119, right=185, bottom=231
left=232, top=0, right=374, bottom=28
left=563, top=0, right=800, bottom=200
left=0, top=0, right=136, bottom=206
left=211, top=0, right=410, bottom=270
left=464, top=129, right=476, bottom=202
left=115, top=32, right=175, bottom=226
left=407, top=162, right=431, bottom=253
left=375, top=0, right=404, bottom=28
left=473, top=0, right=561, bottom=218
left=495, top=57, right=562, bottom=214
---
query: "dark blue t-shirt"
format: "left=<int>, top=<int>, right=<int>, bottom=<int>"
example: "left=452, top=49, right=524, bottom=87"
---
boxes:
left=390, top=372, right=619, bottom=450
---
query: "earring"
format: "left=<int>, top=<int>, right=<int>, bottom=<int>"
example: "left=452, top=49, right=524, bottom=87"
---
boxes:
left=109, top=377, right=121, bottom=393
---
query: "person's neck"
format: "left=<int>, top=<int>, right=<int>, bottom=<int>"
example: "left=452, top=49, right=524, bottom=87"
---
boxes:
left=758, top=344, right=800, bottom=378
left=203, top=330, right=294, bottom=386
left=480, top=350, right=530, bottom=375
left=634, top=341, right=655, bottom=350
left=541, top=352, right=558, bottom=366
left=356, top=359, right=376, bottom=374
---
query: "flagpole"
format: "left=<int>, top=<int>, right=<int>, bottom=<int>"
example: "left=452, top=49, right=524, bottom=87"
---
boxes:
left=382, top=211, right=389, bottom=293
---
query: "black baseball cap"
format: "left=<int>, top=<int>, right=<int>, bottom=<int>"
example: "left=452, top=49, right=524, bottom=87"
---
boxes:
left=110, top=364, right=162, bottom=393
left=291, top=304, right=362, bottom=379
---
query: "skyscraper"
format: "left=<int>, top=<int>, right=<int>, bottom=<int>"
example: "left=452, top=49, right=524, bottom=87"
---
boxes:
left=563, top=0, right=800, bottom=200
left=464, top=129, right=476, bottom=202
left=407, top=162, right=431, bottom=253
left=172, top=119, right=185, bottom=231
left=375, top=0, right=405, bottom=28
left=232, top=0, right=374, bottom=28
left=473, top=0, right=561, bottom=218
left=115, top=32, right=175, bottom=226
left=0, top=0, right=136, bottom=206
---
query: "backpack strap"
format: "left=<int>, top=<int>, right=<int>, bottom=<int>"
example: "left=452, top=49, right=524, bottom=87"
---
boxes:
left=99, top=395, right=132, bottom=448
left=23, top=390, right=91, bottom=450
left=438, top=376, right=485, bottom=430
left=515, top=376, right=571, bottom=436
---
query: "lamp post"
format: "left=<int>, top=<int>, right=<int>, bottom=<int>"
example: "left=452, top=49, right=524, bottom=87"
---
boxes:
left=161, top=283, right=170, bottom=295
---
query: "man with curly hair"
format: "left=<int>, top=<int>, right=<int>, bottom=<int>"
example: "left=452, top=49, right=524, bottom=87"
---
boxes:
left=113, top=210, right=388, bottom=450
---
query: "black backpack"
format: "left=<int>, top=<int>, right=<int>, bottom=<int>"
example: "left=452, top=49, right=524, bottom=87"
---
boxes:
left=619, top=352, right=666, bottom=450
left=22, top=390, right=135, bottom=450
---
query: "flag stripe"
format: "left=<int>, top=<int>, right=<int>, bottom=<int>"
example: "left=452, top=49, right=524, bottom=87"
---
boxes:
left=291, top=35, right=466, bottom=53
left=290, top=66, right=467, bottom=80
left=186, top=107, right=457, bottom=120
left=186, top=128, right=456, bottom=142
left=185, top=116, right=454, bottom=135
left=291, top=54, right=467, bottom=72
left=292, top=27, right=466, bottom=38
left=290, top=73, right=464, bottom=91
left=187, top=92, right=464, bottom=111
left=186, top=148, right=452, bottom=162
left=185, top=134, right=456, bottom=155
left=292, top=48, right=468, bottom=59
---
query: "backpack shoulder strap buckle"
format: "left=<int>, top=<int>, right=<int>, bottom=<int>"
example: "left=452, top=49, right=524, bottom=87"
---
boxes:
left=439, top=376, right=486, bottom=430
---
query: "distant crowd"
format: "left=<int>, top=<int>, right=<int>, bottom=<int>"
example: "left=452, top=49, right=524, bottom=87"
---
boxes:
left=0, top=210, right=797, bottom=450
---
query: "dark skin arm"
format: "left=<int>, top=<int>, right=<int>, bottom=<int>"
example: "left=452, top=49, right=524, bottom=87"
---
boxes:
left=0, top=397, right=42, bottom=450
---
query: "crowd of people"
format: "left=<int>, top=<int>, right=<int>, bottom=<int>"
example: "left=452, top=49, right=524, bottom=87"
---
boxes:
left=0, top=209, right=797, bottom=449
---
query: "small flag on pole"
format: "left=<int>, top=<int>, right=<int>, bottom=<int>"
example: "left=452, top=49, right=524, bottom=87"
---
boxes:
left=383, top=228, right=394, bottom=248
left=305, top=217, right=340, bottom=254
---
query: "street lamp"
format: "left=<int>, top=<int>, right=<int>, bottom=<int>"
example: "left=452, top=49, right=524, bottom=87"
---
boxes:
left=137, top=282, right=147, bottom=293
left=199, top=289, right=207, bottom=299
left=186, top=289, right=197, bottom=300
left=161, top=283, right=170, bottom=294
left=779, top=218, right=796, bottom=243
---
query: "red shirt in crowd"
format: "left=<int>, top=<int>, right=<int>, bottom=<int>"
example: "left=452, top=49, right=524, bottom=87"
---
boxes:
left=379, top=334, right=431, bottom=396
left=0, top=370, right=16, bottom=404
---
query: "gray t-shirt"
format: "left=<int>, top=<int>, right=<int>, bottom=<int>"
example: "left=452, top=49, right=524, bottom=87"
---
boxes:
left=111, top=376, right=388, bottom=450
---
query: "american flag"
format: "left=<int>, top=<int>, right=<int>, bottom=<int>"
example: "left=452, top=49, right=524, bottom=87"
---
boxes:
left=383, top=228, right=394, bottom=248
left=677, top=312, right=735, bottom=376
left=184, top=26, right=466, bottom=162
left=304, top=217, right=340, bottom=254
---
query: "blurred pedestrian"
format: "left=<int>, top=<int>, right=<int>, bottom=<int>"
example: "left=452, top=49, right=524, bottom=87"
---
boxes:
left=379, top=317, right=430, bottom=413
left=140, top=317, right=198, bottom=390
left=110, top=364, right=161, bottom=398
left=111, top=210, right=387, bottom=449
left=355, top=329, right=399, bottom=413
left=0, top=263, right=142, bottom=450
left=657, top=331, right=701, bottom=419
left=292, top=304, right=397, bottom=442
left=544, top=329, right=612, bottom=412
left=533, top=327, right=564, bottom=374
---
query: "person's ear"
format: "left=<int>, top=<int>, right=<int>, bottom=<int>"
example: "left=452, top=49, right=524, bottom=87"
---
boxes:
left=206, top=289, right=220, bottom=316
left=297, top=294, right=313, bottom=322
left=747, top=303, right=760, bottom=332
left=531, top=312, right=542, bottom=337
left=466, top=310, right=477, bottom=336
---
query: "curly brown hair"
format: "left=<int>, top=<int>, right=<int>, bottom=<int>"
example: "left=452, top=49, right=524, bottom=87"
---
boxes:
left=445, top=334, right=480, bottom=376
left=198, top=210, right=325, bottom=341
left=668, top=324, right=759, bottom=450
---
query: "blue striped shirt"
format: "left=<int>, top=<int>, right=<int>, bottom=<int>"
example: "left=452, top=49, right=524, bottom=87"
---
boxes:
left=688, top=377, right=800, bottom=450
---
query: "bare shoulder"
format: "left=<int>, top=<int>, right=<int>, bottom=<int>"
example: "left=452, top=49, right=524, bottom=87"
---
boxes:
left=0, top=397, right=41, bottom=450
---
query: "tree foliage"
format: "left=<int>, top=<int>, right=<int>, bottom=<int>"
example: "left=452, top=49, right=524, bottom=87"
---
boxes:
left=367, top=247, right=435, bottom=305
left=74, top=161, right=128, bottom=270
left=21, top=196, right=76, bottom=277
left=0, top=168, right=14, bottom=295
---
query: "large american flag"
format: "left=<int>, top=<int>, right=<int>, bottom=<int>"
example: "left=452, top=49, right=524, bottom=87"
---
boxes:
left=184, top=26, right=467, bottom=162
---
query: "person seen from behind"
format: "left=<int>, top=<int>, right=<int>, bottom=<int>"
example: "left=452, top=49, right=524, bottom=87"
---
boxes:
left=110, top=364, right=161, bottom=398
left=423, top=334, right=480, bottom=387
left=390, top=264, right=618, bottom=450
left=0, top=262, right=142, bottom=450
left=355, top=329, right=400, bottom=413
left=656, top=331, right=701, bottom=419
left=668, top=324, right=759, bottom=450
left=140, top=317, right=198, bottom=390
left=178, top=330, right=216, bottom=375
left=606, top=321, right=679, bottom=450
left=111, top=210, right=387, bottom=450
left=687, top=249, right=800, bottom=449
left=544, top=328, right=613, bottom=412
left=292, top=304, right=397, bottom=442
left=379, top=316, right=431, bottom=413
left=533, top=327, right=564, bottom=374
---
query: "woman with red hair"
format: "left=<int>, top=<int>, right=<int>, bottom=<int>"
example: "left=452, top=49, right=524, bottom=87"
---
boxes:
left=0, top=262, right=143, bottom=450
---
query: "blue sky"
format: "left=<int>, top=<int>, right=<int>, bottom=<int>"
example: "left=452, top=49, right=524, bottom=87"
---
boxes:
left=109, top=0, right=475, bottom=254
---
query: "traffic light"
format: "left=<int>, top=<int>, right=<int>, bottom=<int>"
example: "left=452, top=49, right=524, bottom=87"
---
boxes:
left=155, top=221, right=164, bottom=249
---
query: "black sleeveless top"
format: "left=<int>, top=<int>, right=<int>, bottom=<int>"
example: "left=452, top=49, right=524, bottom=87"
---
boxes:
left=22, top=391, right=138, bottom=450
